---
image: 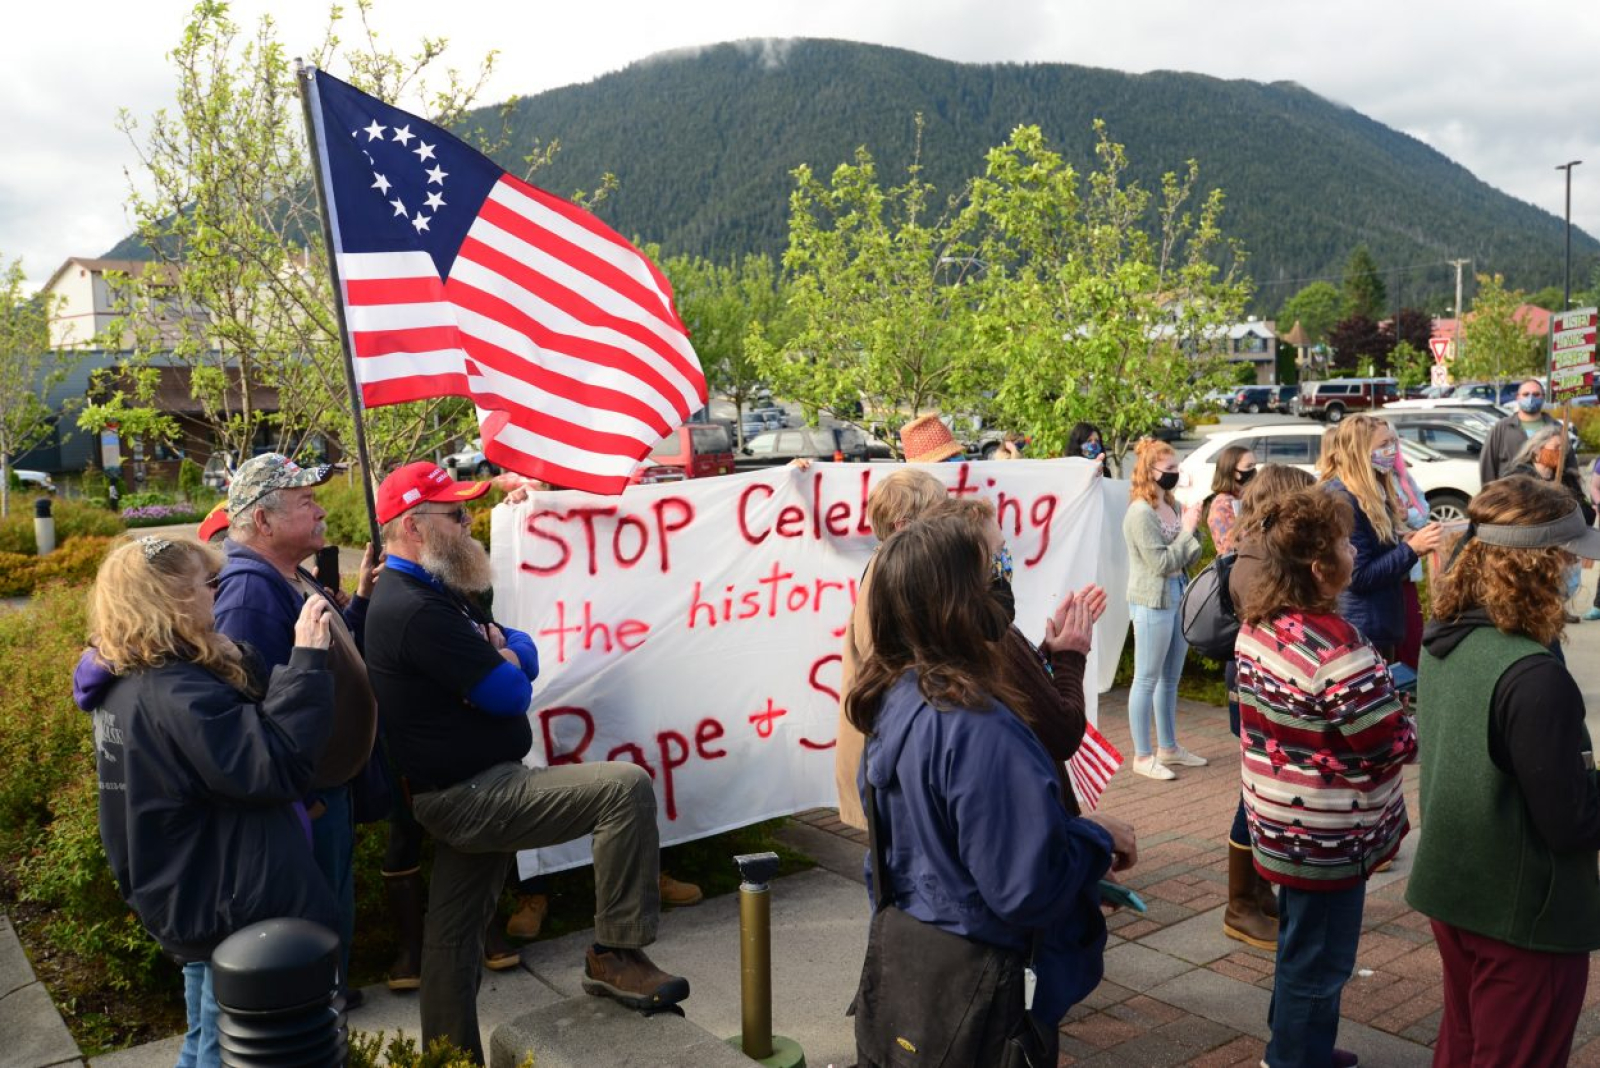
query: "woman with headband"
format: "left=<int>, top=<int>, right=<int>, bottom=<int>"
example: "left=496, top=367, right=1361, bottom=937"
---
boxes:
left=1408, top=476, right=1600, bottom=1066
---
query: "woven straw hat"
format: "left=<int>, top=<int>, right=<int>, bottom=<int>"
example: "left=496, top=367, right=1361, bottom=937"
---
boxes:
left=899, top=414, right=964, bottom=464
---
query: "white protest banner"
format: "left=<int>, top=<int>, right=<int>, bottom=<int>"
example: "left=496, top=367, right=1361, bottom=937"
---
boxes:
left=490, top=458, right=1105, bottom=875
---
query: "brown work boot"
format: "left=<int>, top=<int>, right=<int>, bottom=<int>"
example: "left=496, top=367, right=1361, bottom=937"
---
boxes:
left=483, top=916, right=522, bottom=971
left=1223, top=842, right=1278, bottom=950
left=582, top=946, right=691, bottom=1010
left=659, top=871, right=704, bottom=907
left=506, top=893, right=549, bottom=941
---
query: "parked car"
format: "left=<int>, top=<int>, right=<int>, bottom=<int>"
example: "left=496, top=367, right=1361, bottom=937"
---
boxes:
left=12, top=469, right=56, bottom=493
left=1227, top=386, right=1277, bottom=414
left=443, top=440, right=498, bottom=478
left=1178, top=424, right=1478, bottom=523
left=1374, top=416, right=1487, bottom=462
left=740, top=425, right=869, bottom=465
left=1152, top=414, right=1186, bottom=442
left=630, top=423, right=736, bottom=485
left=1272, top=385, right=1299, bottom=412
left=1450, top=382, right=1520, bottom=405
left=1293, top=378, right=1399, bottom=422
left=740, top=409, right=786, bottom=441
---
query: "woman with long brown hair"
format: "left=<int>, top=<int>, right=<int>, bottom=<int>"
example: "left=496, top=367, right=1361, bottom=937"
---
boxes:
left=73, top=536, right=336, bottom=1068
left=1407, top=476, right=1600, bottom=1065
left=1121, top=437, right=1205, bottom=779
left=1235, top=488, right=1415, bottom=1068
left=1206, top=443, right=1257, bottom=554
left=848, top=514, right=1133, bottom=1068
left=1317, top=415, right=1441, bottom=657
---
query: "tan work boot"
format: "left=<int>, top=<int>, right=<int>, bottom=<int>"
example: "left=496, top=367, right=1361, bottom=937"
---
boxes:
left=1223, top=841, right=1278, bottom=950
left=659, top=871, right=704, bottom=907
left=506, top=893, right=549, bottom=940
left=582, top=946, right=690, bottom=1010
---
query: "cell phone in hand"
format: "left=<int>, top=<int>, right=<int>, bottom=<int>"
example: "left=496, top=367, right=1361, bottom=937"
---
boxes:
left=1098, top=879, right=1148, bottom=913
left=314, top=546, right=341, bottom=592
left=1387, top=662, right=1418, bottom=695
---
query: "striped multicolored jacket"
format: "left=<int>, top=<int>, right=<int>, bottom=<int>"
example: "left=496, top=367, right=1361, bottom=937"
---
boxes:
left=1236, top=610, right=1415, bottom=891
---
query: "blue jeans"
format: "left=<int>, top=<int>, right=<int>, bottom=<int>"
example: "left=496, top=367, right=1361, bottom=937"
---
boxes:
left=1128, top=595, right=1187, bottom=756
left=310, top=785, right=355, bottom=991
left=1266, top=883, right=1365, bottom=1067
left=176, top=961, right=219, bottom=1068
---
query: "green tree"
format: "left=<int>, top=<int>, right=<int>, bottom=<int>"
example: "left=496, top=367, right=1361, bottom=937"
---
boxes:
left=0, top=259, right=80, bottom=517
left=1278, top=281, right=1343, bottom=347
left=1455, top=273, right=1544, bottom=387
left=1390, top=341, right=1431, bottom=391
left=962, top=123, right=1252, bottom=471
left=1526, top=284, right=1565, bottom=312
left=752, top=122, right=992, bottom=453
left=661, top=253, right=790, bottom=447
left=1342, top=245, right=1387, bottom=320
left=110, top=0, right=507, bottom=475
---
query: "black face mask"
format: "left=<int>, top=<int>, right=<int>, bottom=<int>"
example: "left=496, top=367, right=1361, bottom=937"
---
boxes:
left=1236, top=468, right=1257, bottom=486
left=1155, top=470, right=1180, bottom=491
left=989, top=574, right=1016, bottom=627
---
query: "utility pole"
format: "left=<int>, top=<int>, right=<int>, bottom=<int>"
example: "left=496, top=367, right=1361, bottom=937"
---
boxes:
left=1448, top=258, right=1471, bottom=377
left=1557, top=161, right=1583, bottom=309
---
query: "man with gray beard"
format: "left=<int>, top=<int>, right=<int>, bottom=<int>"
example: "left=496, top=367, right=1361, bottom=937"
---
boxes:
left=213, top=453, right=381, bottom=1009
left=363, top=462, right=687, bottom=1063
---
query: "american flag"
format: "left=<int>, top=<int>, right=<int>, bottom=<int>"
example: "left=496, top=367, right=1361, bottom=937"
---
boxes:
left=305, top=69, right=706, bottom=494
left=1066, top=720, right=1123, bottom=811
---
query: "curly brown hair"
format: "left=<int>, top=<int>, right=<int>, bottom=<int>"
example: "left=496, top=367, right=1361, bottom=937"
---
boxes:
left=1236, top=488, right=1356, bottom=624
left=844, top=513, right=1020, bottom=735
left=1431, top=476, right=1575, bottom=647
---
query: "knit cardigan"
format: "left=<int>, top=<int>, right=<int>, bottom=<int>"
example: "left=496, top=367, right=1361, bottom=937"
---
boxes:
left=1123, top=498, right=1200, bottom=609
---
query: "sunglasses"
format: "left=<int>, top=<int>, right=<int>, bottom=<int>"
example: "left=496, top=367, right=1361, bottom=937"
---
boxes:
left=416, top=505, right=471, bottom=525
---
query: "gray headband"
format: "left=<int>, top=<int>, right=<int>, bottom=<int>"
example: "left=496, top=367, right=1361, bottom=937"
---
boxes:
left=1475, top=507, right=1588, bottom=548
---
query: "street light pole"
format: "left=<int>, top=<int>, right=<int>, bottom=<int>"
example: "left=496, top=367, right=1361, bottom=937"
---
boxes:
left=1557, top=160, right=1583, bottom=309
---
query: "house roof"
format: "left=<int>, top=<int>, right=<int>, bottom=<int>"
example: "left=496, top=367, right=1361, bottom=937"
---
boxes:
left=41, top=256, right=174, bottom=294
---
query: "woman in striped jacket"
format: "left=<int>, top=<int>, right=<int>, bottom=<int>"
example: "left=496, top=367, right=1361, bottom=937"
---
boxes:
left=1233, top=487, right=1416, bottom=1068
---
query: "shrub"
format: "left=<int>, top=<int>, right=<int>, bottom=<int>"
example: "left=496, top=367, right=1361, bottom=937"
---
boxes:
left=1569, top=407, right=1600, bottom=452
left=78, top=469, right=110, bottom=505
left=121, top=505, right=203, bottom=528
left=178, top=458, right=205, bottom=501
left=0, top=537, right=114, bottom=597
left=318, top=476, right=378, bottom=548
left=120, top=491, right=176, bottom=510
left=349, top=1032, right=529, bottom=1068
left=0, top=500, right=126, bottom=555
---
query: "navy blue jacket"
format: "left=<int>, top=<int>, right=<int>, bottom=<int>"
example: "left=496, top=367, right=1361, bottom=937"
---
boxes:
left=75, top=647, right=337, bottom=962
left=213, top=540, right=367, bottom=667
left=1326, top=479, right=1417, bottom=649
left=861, top=672, right=1114, bottom=1027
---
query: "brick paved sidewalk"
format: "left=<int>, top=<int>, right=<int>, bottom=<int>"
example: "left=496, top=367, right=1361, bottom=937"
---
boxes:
left=797, top=693, right=1600, bottom=1067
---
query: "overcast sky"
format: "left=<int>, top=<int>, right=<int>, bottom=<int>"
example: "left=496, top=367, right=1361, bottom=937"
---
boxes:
left=4, top=0, right=1596, bottom=292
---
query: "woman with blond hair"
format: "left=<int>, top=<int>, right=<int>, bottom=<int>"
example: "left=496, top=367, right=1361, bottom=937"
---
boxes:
left=1317, top=415, right=1441, bottom=657
left=72, top=536, right=336, bottom=1068
left=1121, top=437, right=1205, bottom=780
left=1408, top=476, right=1600, bottom=1065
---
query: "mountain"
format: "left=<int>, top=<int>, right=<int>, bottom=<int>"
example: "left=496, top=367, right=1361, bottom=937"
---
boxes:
left=109, top=38, right=1599, bottom=313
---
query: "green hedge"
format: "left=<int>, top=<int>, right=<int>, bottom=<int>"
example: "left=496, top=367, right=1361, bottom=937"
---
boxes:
left=0, top=500, right=124, bottom=555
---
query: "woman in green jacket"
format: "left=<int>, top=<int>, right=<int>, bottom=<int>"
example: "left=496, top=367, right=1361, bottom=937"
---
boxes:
left=1409, top=476, right=1600, bottom=1066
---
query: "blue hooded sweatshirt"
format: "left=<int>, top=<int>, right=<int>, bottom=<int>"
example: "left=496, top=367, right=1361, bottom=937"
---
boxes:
left=861, top=671, right=1115, bottom=1027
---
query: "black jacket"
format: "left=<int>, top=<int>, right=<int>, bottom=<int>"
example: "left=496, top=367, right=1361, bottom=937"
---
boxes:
left=81, top=647, right=338, bottom=962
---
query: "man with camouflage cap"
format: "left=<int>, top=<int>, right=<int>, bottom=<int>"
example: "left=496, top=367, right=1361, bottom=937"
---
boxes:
left=212, top=453, right=380, bottom=1006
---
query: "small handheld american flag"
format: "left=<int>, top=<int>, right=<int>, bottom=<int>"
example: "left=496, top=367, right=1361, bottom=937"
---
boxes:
left=304, top=68, right=706, bottom=495
left=1067, top=720, right=1123, bottom=811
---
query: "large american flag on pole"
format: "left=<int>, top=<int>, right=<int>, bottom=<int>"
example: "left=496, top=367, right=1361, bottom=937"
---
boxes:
left=305, top=69, right=706, bottom=494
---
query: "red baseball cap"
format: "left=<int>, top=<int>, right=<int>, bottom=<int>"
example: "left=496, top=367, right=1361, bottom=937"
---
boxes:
left=197, top=500, right=230, bottom=543
left=376, top=461, right=491, bottom=524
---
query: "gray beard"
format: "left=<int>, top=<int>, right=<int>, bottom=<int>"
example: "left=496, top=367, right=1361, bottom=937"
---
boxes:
left=420, top=526, right=494, bottom=594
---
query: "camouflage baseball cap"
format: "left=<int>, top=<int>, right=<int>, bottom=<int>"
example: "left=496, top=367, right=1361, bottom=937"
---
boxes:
left=228, top=453, right=334, bottom=516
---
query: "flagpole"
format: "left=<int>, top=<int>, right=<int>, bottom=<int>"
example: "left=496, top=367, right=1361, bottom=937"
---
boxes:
left=295, top=59, right=384, bottom=551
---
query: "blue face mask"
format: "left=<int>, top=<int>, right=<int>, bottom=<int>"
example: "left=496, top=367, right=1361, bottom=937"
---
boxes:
left=1081, top=441, right=1103, bottom=460
left=1519, top=394, right=1545, bottom=415
left=1566, top=562, right=1582, bottom=600
left=990, top=544, right=1014, bottom=585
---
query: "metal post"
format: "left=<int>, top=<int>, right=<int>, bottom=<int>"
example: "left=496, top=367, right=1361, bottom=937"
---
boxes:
left=1558, top=161, right=1583, bottom=309
left=33, top=498, right=55, bottom=555
left=210, top=918, right=345, bottom=1067
left=728, top=852, right=805, bottom=1067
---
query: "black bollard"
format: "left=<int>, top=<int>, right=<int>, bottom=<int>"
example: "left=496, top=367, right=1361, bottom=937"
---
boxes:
left=211, top=918, right=347, bottom=1067
left=33, top=498, right=54, bottom=556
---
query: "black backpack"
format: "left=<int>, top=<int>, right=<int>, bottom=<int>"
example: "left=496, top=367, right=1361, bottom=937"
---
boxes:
left=1179, top=552, right=1240, bottom=659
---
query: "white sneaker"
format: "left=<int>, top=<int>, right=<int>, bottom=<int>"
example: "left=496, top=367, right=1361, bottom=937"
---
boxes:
left=1132, top=755, right=1177, bottom=780
left=1159, top=746, right=1209, bottom=768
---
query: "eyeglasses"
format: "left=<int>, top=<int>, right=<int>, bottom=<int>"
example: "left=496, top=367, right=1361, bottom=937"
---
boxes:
left=415, top=506, right=470, bottom=525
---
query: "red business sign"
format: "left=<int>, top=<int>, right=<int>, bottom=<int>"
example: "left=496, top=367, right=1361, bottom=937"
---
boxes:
left=1550, top=308, right=1599, bottom=401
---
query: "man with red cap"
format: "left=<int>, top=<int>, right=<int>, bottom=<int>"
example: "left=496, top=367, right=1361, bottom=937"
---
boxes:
left=363, top=462, right=688, bottom=1062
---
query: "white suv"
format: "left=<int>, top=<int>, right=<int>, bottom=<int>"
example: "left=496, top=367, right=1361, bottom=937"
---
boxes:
left=1178, top=424, right=1477, bottom=523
